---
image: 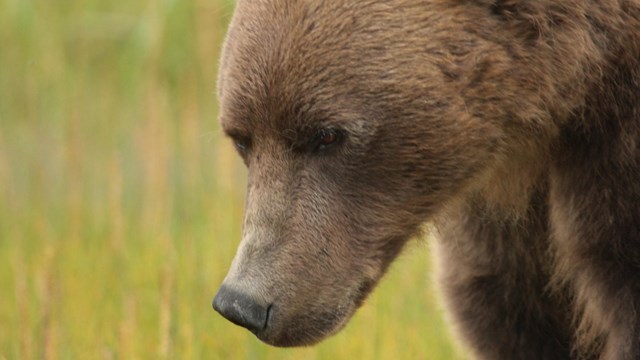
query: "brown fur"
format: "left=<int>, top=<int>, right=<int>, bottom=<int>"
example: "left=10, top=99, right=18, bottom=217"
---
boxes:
left=214, top=0, right=640, bottom=358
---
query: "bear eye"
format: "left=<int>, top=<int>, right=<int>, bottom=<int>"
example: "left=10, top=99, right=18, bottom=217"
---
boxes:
left=312, top=129, right=344, bottom=153
left=232, top=136, right=251, bottom=155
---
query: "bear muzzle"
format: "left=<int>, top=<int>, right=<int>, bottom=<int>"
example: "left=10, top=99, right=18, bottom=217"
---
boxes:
left=213, top=284, right=271, bottom=335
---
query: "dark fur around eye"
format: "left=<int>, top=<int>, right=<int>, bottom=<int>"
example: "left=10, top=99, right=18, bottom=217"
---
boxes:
left=311, top=129, right=345, bottom=153
left=231, top=135, right=251, bottom=155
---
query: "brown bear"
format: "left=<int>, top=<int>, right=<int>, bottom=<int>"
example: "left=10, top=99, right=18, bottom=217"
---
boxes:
left=211, top=0, right=640, bottom=358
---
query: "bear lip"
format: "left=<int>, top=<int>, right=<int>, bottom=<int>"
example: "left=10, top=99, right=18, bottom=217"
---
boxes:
left=263, top=304, right=273, bottom=331
left=245, top=304, right=272, bottom=336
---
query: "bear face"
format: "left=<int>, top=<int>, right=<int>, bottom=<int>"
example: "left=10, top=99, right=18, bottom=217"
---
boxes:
left=212, top=0, right=640, bottom=354
left=214, top=0, right=512, bottom=346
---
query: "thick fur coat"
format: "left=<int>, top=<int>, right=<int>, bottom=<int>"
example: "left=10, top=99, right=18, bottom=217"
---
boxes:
left=213, top=1, right=640, bottom=358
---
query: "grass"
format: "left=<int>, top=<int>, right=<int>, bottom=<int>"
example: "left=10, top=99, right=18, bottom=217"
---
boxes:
left=0, top=0, right=460, bottom=358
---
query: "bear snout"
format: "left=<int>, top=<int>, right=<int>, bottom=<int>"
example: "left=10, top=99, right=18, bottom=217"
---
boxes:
left=213, top=284, right=271, bottom=335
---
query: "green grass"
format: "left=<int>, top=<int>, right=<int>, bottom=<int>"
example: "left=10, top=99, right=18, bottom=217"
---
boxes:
left=0, top=0, right=460, bottom=358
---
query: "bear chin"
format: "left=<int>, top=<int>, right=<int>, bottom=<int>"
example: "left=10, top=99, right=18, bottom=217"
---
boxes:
left=255, top=304, right=355, bottom=347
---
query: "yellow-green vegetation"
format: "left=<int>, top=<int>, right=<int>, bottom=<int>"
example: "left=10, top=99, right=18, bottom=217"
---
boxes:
left=0, top=0, right=459, bottom=358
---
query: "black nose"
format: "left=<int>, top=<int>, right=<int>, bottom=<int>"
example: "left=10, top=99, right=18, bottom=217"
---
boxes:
left=213, top=285, right=269, bottom=333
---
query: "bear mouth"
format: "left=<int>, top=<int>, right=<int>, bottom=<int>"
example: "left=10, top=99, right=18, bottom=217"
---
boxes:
left=256, top=308, right=350, bottom=347
left=262, top=304, right=273, bottom=333
left=245, top=304, right=272, bottom=336
left=253, top=279, right=377, bottom=347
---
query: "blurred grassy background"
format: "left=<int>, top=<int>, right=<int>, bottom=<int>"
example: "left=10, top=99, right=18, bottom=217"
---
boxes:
left=0, top=0, right=460, bottom=358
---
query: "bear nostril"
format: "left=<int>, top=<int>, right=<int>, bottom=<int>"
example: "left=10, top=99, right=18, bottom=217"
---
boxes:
left=212, top=285, right=269, bottom=334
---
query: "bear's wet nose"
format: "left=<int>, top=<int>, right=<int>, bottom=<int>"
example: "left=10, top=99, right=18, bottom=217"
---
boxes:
left=213, top=285, right=269, bottom=333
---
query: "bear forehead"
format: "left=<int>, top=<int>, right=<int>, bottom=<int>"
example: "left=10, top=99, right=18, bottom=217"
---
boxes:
left=219, top=2, right=364, bottom=130
left=218, top=0, right=440, bottom=134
